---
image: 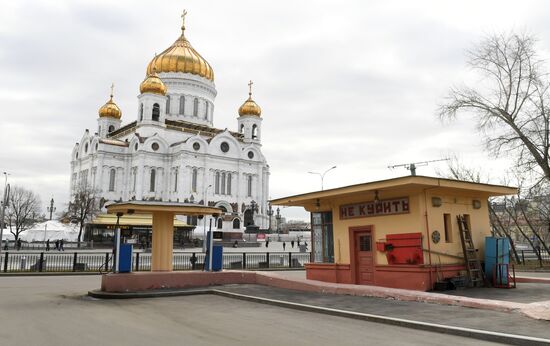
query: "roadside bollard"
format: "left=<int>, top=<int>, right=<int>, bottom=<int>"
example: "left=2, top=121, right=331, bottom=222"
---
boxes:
left=20, top=256, right=27, bottom=270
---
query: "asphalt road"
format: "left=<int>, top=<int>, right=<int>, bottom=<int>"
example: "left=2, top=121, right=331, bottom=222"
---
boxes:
left=0, top=276, right=500, bottom=346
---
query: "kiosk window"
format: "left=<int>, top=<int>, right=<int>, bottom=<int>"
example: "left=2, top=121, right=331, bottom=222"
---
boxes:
left=311, top=211, right=334, bottom=263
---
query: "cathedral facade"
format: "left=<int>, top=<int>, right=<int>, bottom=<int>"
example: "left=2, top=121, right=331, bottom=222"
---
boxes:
left=70, top=14, right=270, bottom=233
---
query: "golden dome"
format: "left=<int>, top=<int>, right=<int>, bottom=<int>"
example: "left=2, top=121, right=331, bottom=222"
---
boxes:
left=140, top=69, right=167, bottom=95
left=146, top=12, right=214, bottom=81
left=98, top=84, right=122, bottom=119
left=238, top=81, right=261, bottom=117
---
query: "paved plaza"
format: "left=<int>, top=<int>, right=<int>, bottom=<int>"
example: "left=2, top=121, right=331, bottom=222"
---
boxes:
left=0, top=275, right=508, bottom=345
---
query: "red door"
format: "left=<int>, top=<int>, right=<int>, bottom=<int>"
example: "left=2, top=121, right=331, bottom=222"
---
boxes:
left=355, top=232, right=374, bottom=284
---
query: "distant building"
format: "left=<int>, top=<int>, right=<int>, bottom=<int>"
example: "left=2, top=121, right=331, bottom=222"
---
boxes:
left=70, top=13, right=270, bottom=243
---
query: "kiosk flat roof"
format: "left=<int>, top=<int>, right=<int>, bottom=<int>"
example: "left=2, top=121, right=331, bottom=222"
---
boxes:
left=271, top=175, right=517, bottom=206
left=106, top=201, right=223, bottom=216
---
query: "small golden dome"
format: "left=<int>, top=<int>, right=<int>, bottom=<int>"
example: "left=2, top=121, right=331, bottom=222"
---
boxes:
left=98, top=84, right=122, bottom=119
left=146, top=11, right=214, bottom=81
left=238, top=81, right=261, bottom=117
left=140, top=69, right=167, bottom=95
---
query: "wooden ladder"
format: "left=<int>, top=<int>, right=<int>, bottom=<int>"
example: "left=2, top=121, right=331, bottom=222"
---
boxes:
left=457, top=215, right=486, bottom=287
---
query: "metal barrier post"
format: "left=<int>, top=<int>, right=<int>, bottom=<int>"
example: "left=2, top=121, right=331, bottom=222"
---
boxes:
left=72, top=252, right=78, bottom=272
left=289, top=252, right=292, bottom=268
left=39, top=252, right=44, bottom=272
left=243, top=252, right=246, bottom=269
left=266, top=252, right=270, bottom=268
left=521, top=250, right=525, bottom=264
left=135, top=252, right=140, bottom=272
left=3, top=252, right=7, bottom=272
left=104, top=252, right=110, bottom=271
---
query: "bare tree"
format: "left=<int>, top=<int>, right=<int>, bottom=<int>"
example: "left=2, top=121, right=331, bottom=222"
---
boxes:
left=441, top=158, right=522, bottom=262
left=65, top=186, right=100, bottom=248
left=439, top=33, right=550, bottom=183
left=6, top=186, right=41, bottom=247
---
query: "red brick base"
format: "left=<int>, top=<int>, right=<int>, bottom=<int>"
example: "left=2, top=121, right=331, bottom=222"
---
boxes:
left=305, top=263, right=465, bottom=291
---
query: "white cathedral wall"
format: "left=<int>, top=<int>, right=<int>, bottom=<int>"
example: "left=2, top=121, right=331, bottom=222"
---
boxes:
left=71, top=136, right=269, bottom=230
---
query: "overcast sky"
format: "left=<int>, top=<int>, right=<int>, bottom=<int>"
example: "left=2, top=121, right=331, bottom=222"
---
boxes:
left=1, top=0, right=549, bottom=221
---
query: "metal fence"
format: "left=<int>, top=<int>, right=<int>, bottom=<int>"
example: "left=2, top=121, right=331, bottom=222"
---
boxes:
left=0, top=251, right=311, bottom=273
left=515, top=250, right=550, bottom=266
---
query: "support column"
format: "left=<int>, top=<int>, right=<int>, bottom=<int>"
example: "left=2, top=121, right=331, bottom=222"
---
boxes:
left=151, top=212, right=174, bottom=271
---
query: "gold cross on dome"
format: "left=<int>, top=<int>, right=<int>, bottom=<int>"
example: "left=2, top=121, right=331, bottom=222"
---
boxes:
left=248, top=80, right=253, bottom=96
left=181, top=9, right=188, bottom=32
left=110, top=83, right=115, bottom=99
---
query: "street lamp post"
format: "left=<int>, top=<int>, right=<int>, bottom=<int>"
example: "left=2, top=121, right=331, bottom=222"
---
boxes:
left=267, top=202, right=273, bottom=233
left=308, top=166, right=337, bottom=190
left=47, top=198, right=56, bottom=221
left=275, top=207, right=281, bottom=242
left=0, top=172, right=10, bottom=255
left=202, top=185, right=212, bottom=252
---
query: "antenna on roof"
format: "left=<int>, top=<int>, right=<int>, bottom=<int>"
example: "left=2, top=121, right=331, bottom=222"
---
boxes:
left=388, top=158, right=450, bottom=176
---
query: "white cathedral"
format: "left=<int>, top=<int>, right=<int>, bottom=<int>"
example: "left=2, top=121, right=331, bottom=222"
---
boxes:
left=70, top=13, right=270, bottom=233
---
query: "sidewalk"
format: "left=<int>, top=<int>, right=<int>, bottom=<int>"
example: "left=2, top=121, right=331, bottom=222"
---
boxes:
left=253, top=271, right=550, bottom=321
left=218, top=284, right=550, bottom=340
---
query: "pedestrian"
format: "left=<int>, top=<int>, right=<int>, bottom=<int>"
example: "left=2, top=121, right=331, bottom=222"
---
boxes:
left=17, top=238, right=22, bottom=250
left=46, top=239, right=50, bottom=251
left=60, top=239, right=64, bottom=251
left=297, top=239, right=300, bottom=247
left=233, top=240, right=238, bottom=248
left=283, top=241, right=286, bottom=251
left=55, top=239, right=59, bottom=251
left=265, top=240, right=269, bottom=248
left=305, top=241, right=308, bottom=251
left=291, top=240, right=295, bottom=248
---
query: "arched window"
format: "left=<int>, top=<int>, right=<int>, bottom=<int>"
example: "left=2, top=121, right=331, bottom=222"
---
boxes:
left=193, top=98, right=198, bottom=116
left=108, top=168, right=116, bottom=192
left=217, top=218, right=223, bottom=229
left=232, top=219, right=240, bottom=229
left=150, top=169, right=156, bottom=192
left=227, top=173, right=232, bottom=196
left=252, top=124, right=258, bottom=139
left=179, top=96, right=185, bottom=115
left=221, top=172, right=226, bottom=195
left=152, top=103, right=160, bottom=121
left=166, top=96, right=170, bottom=114
left=247, top=175, right=252, bottom=197
left=215, top=172, right=220, bottom=194
left=140, top=103, right=144, bottom=121
left=108, top=125, right=115, bottom=133
left=240, top=124, right=244, bottom=133
left=192, top=168, right=198, bottom=193
left=205, top=102, right=209, bottom=119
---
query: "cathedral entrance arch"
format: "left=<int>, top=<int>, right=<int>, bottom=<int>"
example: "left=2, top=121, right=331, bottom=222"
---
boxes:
left=214, top=201, right=233, bottom=214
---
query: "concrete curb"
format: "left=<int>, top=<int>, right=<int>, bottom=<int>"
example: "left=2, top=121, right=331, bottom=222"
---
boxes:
left=88, top=288, right=211, bottom=299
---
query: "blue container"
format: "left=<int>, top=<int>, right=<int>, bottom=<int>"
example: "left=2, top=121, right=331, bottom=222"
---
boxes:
left=119, top=243, right=133, bottom=273
left=484, top=237, right=509, bottom=285
left=205, top=245, right=223, bottom=271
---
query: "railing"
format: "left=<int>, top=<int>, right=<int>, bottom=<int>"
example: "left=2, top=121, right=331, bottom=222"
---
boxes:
left=0, top=251, right=311, bottom=273
left=515, top=250, right=550, bottom=267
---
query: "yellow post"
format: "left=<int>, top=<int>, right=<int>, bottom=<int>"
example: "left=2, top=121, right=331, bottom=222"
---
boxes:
left=151, top=212, right=175, bottom=271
